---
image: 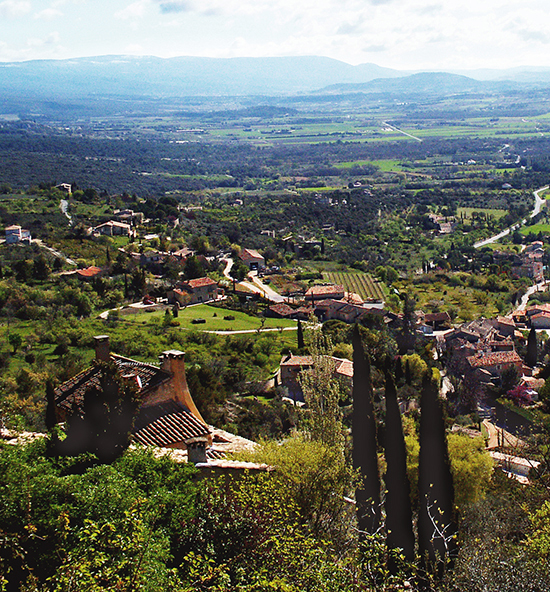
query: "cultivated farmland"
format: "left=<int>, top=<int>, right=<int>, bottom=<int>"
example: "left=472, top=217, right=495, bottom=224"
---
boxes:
left=322, top=272, right=385, bottom=301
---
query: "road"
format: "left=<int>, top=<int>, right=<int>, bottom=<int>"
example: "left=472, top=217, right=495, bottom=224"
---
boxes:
left=33, top=239, right=76, bottom=266
left=382, top=121, right=422, bottom=142
left=222, top=258, right=286, bottom=303
left=474, top=185, right=548, bottom=248
left=515, top=279, right=549, bottom=312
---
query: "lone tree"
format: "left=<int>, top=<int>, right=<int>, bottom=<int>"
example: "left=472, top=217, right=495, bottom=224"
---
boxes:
left=527, top=327, right=538, bottom=368
left=418, top=373, right=457, bottom=573
left=352, top=324, right=381, bottom=535
left=384, top=369, right=415, bottom=565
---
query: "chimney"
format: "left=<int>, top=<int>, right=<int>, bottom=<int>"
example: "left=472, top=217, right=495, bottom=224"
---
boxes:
left=159, top=350, right=208, bottom=427
left=94, top=335, right=110, bottom=362
left=186, top=436, right=208, bottom=464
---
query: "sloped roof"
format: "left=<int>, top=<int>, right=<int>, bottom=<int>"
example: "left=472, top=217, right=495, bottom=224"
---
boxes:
left=305, top=284, right=345, bottom=297
left=185, top=276, right=217, bottom=289
left=55, top=354, right=170, bottom=415
left=133, top=400, right=209, bottom=447
left=76, top=266, right=102, bottom=278
left=467, top=350, right=523, bottom=369
left=240, top=248, right=264, bottom=261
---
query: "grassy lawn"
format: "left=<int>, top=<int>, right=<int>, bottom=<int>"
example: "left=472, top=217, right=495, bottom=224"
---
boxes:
left=521, top=223, right=550, bottom=236
left=125, top=304, right=297, bottom=332
left=458, top=207, right=508, bottom=220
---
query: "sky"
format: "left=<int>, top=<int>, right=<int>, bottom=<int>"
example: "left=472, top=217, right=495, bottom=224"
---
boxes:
left=1, top=0, right=550, bottom=71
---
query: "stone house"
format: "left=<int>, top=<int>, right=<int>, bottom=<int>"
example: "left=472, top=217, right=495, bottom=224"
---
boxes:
left=168, top=277, right=220, bottom=305
left=54, top=335, right=210, bottom=450
left=239, top=248, right=265, bottom=270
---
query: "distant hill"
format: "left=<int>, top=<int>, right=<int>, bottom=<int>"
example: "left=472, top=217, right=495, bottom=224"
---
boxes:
left=318, top=72, right=520, bottom=96
left=0, top=55, right=405, bottom=99
left=2, top=55, right=550, bottom=120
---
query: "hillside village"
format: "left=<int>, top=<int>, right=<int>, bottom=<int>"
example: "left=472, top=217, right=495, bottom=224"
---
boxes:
left=3, top=122, right=550, bottom=589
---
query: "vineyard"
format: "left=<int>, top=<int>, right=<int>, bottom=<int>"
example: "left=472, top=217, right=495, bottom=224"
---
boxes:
left=322, top=272, right=385, bottom=301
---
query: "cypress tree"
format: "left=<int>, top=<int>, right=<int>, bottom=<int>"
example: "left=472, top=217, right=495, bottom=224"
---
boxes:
left=297, top=319, right=304, bottom=350
left=527, top=327, right=538, bottom=368
left=418, top=374, right=457, bottom=572
left=384, top=370, right=415, bottom=564
left=352, top=324, right=381, bottom=535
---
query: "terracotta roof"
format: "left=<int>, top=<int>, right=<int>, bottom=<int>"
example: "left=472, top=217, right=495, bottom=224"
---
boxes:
left=467, top=350, right=522, bottom=369
left=76, top=266, right=102, bottom=278
left=344, top=292, right=364, bottom=305
left=55, top=354, right=170, bottom=415
left=281, top=355, right=314, bottom=367
left=425, top=312, right=451, bottom=323
left=531, top=311, right=550, bottom=320
left=185, top=277, right=217, bottom=289
left=133, top=400, right=209, bottom=447
left=240, top=248, right=264, bottom=261
left=267, top=303, right=295, bottom=317
left=334, top=358, right=353, bottom=378
left=305, top=284, right=345, bottom=297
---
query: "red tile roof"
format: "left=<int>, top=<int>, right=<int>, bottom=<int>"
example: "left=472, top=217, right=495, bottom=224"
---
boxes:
left=55, top=354, right=170, bottom=415
left=133, top=400, right=209, bottom=447
left=240, top=248, right=264, bottom=261
left=467, top=350, right=522, bottom=369
left=305, top=284, right=345, bottom=298
left=76, top=266, right=102, bottom=278
left=185, top=277, right=217, bottom=289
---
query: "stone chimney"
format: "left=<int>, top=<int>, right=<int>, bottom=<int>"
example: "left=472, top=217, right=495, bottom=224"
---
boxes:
left=94, top=335, right=110, bottom=362
left=186, top=436, right=208, bottom=464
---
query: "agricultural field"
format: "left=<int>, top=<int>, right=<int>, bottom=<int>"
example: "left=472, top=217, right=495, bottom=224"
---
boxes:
left=322, top=271, right=385, bottom=301
left=121, top=303, right=297, bottom=332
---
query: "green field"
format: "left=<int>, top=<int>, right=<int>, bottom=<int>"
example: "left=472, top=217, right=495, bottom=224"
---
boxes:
left=457, top=207, right=508, bottom=220
left=520, top=223, right=550, bottom=236
left=125, top=304, right=297, bottom=332
left=322, top=272, right=385, bottom=301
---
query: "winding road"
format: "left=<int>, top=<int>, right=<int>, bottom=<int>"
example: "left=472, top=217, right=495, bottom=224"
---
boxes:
left=474, top=185, right=548, bottom=249
left=223, top=258, right=286, bottom=303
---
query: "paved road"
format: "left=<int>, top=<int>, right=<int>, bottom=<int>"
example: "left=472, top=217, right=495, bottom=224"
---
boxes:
left=33, top=239, right=76, bottom=266
left=223, top=258, right=287, bottom=303
left=474, top=185, right=548, bottom=248
left=515, top=279, right=549, bottom=312
left=382, top=121, right=422, bottom=142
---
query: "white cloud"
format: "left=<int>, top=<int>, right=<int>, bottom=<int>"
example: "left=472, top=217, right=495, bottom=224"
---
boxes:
left=35, top=8, right=63, bottom=20
left=0, top=0, right=31, bottom=18
left=115, top=0, right=150, bottom=20
left=158, top=1, right=191, bottom=13
left=27, top=31, right=60, bottom=48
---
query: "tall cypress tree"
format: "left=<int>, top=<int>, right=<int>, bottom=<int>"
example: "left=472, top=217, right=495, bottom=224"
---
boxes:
left=297, top=319, right=304, bottom=350
left=352, top=324, right=381, bottom=534
left=527, top=327, right=538, bottom=368
left=384, top=370, right=415, bottom=564
left=418, top=374, right=457, bottom=572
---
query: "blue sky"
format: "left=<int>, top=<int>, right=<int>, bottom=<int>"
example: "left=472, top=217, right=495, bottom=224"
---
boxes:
left=1, top=0, right=550, bottom=70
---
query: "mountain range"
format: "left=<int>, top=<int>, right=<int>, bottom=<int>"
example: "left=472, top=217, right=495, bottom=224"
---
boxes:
left=2, top=55, right=550, bottom=101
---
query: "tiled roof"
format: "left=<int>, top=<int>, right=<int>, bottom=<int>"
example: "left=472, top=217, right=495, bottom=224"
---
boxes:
left=186, top=277, right=217, bottom=289
left=55, top=354, right=170, bottom=415
left=133, top=400, right=209, bottom=447
left=76, top=266, right=102, bottom=278
left=334, top=358, right=353, bottom=378
left=425, top=312, right=451, bottom=323
left=268, top=303, right=295, bottom=317
left=306, top=284, right=345, bottom=297
left=467, top=350, right=522, bottom=369
left=240, top=248, right=264, bottom=261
